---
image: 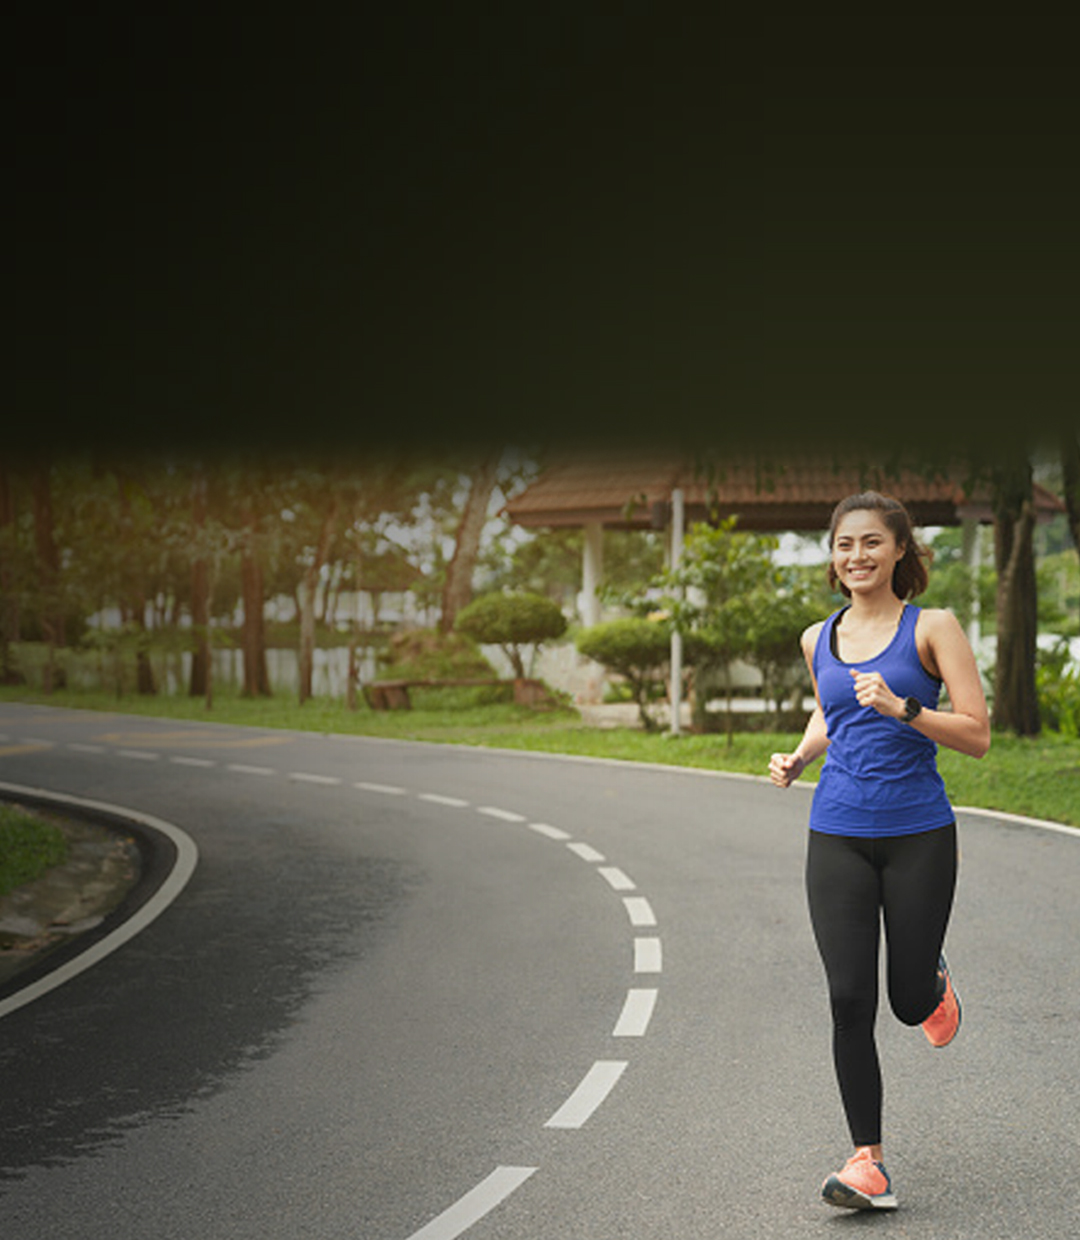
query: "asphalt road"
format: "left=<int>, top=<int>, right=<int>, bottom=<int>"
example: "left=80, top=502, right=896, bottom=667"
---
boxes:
left=0, top=703, right=1077, bottom=1240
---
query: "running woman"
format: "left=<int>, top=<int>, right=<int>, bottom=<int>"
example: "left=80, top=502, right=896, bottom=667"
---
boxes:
left=769, top=491, right=990, bottom=1212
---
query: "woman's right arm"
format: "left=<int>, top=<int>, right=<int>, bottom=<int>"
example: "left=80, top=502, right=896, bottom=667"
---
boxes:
left=769, top=622, right=829, bottom=788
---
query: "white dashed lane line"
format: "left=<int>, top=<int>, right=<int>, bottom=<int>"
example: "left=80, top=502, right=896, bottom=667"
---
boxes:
left=566, top=842, right=605, bottom=862
left=528, top=822, right=571, bottom=841
left=405, top=1166, right=538, bottom=1240
left=623, top=896, right=658, bottom=927
left=418, top=793, right=470, bottom=807
left=3, top=740, right=663, bottom=1240
left=597, top=866, right=636, bottom=891
left=544, top=1060, right=629, bottom=1129
left=634, top=937, right=663, bottom=974
left=476, top=806, right=527, bottom=822
left=612, top=988, right=659, bottom=1037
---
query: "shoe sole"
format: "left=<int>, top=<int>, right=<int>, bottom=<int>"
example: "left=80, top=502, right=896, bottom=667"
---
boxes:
left=822, top=1175, right=898, bottom=1211
left=927, top=956, right=963, bottom=1048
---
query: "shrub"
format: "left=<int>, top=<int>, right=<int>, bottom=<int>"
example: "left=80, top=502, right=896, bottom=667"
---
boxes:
left=380, top=628, right=496, bottom=681
left=454, top=592, right=568, bottom=678
left=1036, top=640, right=1080, bottom=737
left=576, top=617, right=672, bottom=730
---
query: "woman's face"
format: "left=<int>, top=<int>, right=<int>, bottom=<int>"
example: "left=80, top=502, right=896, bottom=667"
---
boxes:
left=831, top=509, right=905, bottom=597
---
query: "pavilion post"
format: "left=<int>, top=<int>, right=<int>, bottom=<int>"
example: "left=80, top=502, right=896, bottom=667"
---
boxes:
left=581, top=520, right=604, bottom=627
left=959, top=510, right=983, bottom=651
left=669, top=488, right=685, bottom=736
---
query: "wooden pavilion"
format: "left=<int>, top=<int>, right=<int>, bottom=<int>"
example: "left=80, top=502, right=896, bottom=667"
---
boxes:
left=504, top=450, right=1063, bottom=632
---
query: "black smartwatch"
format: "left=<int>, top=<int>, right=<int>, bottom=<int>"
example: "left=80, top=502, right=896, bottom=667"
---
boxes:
left=901, top=696, right=923, bottom=724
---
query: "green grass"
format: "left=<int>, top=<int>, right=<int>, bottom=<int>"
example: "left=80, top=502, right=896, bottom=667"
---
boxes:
left=0, top=805, right=70, bottom=897
left=2, top=684, right=1078, bottom=828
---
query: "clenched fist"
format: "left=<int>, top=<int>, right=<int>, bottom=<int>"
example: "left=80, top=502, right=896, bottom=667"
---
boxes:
left=850, top=668, right=904, bottom=719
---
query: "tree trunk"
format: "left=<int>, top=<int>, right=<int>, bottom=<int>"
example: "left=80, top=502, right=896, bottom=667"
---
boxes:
left=992, top=462, right=1040, bottom=735
left=297, top=502, right=338, bottom=705
left=439, top=449, right=502, bottom=633
left=115, top=474, right=156, bottom=696
left=297, top=568, right=317, bottom=705
left=1061, top=431, right=1080, bottom=564
left=0, top=459, right=22, bottom=683
left=31, top=462, right=64, bottom=691
left=134, top=611, right=156, bottom=695
left=189, top=468, right=210, bottom=698
left=241, top=514, right=271, bottom=697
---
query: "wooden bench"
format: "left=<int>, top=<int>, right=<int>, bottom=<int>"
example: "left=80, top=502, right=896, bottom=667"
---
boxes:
left=362, top=677, right=551, bottom=710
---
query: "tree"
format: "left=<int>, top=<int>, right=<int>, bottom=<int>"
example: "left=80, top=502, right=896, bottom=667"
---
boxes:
left=439, top=447, right=504, bottom=632
left=239, top=493, right=272, bottom=698
left=0, top=458, right=23, bottom=683
left=742, top=583, right=820, bottom=716
left=454, top=591, right=567, bottom=679
left=1061, top=431, right=1080, bottom=567
left=187, top=465, right=211, bottom=698
left=30, top=459, right=66, bottom=692
left=299, top=504, right=337, bottom=704
left=991, top=456, right=1040, bottom=734
left=659, top=519, right=781, bottom=742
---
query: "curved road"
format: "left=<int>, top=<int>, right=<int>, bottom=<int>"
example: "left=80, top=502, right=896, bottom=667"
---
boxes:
left=1, top=703, right=1077, bottom=1240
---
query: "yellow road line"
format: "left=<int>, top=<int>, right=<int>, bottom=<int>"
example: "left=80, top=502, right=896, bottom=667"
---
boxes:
left=0, top=743, right=54, bottom=756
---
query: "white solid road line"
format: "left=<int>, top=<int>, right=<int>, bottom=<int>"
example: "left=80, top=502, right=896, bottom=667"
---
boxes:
left=354, top=780, right=407, bottom=795
left=405, top=1166, right=538, bottom=1240
left=623, top=896, right=657, bottom=927
left=545, top=1060, right=629, bottom=1129
left=566, top=842, right=605, bottom=862
left=613, top=988, right=659, bottom=1037
left=0, top=781, right=199, bottom=1022
left=598, top=866, right=636, bottom=891
left=528, top=822, right=571, bottom=841
left=418, top=792, right=470, bottom=807
left=476, top=806, right=527, bottom=822
left=634, top=936, right=663, bottom=973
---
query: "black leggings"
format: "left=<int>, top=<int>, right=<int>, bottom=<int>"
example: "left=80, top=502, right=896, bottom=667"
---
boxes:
left=805, top=823, right=958, bottom=1147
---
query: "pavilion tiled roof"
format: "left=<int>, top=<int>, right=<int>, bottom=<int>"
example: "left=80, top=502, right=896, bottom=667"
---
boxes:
left=505, top=451, right=1063, bottom=531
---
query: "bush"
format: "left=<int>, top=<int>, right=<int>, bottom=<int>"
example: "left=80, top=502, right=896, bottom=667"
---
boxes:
left=1036, top=640, right=1080, bottom=737
left=454, top=592, right=568, bottom=678
left=380, top=628, right=496, bottom=681
left=576, top=617, right=672, bottom=730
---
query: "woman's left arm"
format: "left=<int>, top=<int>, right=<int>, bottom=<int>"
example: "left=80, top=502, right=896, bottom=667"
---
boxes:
left=910, top=609, right=991, bottom=757
left=851, top=609, right=991, bottom=758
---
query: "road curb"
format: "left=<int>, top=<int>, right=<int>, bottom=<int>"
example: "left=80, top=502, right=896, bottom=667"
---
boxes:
left=0, top=782, right=199, bottom=1020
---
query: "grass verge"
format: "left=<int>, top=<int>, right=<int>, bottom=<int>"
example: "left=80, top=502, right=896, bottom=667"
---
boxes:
left=2, top=685, right=1077, bottom=828
left=0, top=805, right=70, bottom=897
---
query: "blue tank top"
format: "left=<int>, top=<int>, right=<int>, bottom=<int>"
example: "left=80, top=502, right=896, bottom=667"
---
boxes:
left=809, top=603, right=954, bottom=838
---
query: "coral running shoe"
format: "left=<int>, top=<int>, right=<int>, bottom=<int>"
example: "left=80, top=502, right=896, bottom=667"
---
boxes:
left=923, top=954, right=962, bottom=1048
left=822, top=1148, right=898, bottom=1211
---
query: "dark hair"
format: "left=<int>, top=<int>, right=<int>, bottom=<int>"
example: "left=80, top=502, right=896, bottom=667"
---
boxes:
left=826, top=491, right=932, bottom=600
